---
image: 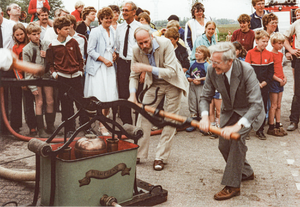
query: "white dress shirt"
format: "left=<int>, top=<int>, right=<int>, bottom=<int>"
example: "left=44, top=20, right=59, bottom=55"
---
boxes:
left=1, top=18, right=15, bottom=49
left=115, top=20, right=142, bottom=60
left=0, top=49, right=13, bottom=71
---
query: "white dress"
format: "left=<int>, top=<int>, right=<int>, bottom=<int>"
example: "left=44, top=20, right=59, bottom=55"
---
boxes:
left=84, top=30, right=118, bottom=102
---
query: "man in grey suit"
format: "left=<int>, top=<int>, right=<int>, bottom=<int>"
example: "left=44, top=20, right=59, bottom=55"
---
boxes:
left=199, top=42, right=265, bottom=200
left=128, top=25, right=188, bottom=171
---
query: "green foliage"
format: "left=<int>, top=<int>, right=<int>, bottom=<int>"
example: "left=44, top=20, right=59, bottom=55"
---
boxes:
left=48, top=0, right=64, bottom=18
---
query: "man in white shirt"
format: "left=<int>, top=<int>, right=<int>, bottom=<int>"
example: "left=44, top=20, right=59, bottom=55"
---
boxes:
left=6, top=3, right=28, bottom=27
left=0, top=7, right=15, bottom=49
left=115, top=1, right=142, bottom=125
left=36, top=7, right=51, bottom=40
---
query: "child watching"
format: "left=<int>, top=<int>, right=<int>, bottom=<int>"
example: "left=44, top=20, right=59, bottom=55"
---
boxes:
left=233, top=41, right=247, bottom=61
left=267, top=32, right=287, bottom=136
left=23, top=22, right=55, bottom=138
left=71, top=1, right=85, bottom=22
left=164, top=27, right=190, bottom=72
left=47, top=16, right=89, bottom=137
left=245, top=30, right=274, bottom=140
left=185, top=45, right=210, bottom=132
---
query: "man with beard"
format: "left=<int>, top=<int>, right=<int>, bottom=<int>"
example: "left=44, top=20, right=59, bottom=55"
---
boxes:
left=128, top=25, right=188, bottom=171
left=36, top=7, right=51, bottom=40
left=115, top=1, right=141, bottom=125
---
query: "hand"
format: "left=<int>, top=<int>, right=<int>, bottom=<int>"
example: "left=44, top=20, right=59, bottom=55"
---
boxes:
left=40, top=50, right=46, bottom=58
left=103, top=58, right=113, bottom=67
left=220, top=123, right=242, bottom=140
left=132, top=63, right=152, bottom=73
left=139, top=71, right=146, bottom=83
left=36, top=8, right=42, bottom=14
left=193, top=79, right=201, bottom=85
left=286, top=52, right=293, bottom=60
left=290, top=49, right=300, bottom=57
left=21, top=86, right=28, bottom=91
left=128, top=93, right=137, bottom=104
left=112, top=52, right=117, bottom=62
left=32, top=90, right=39, bottom=96
left=199, top=115, right=210, bottom=133
left=280, top=79, right=287, bottom=86
left=55, top=74, right=58, bottom=79
left=187, top=78, right=193, bottom=82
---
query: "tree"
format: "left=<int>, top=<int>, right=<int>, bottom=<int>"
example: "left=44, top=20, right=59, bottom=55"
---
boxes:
left=48, top=0, right=64, bottom=18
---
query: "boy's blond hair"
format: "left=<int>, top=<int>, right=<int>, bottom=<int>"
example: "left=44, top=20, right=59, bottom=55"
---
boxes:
left=26, top=22, right=41, bottom=34
left=255, top=30, right=270, bottom=40
left=196, top=45, right=210, bottom=61
left=53, top=16, right=71, bottom=34
left=166, top=20, right=180, bottom=30
left=252, top=0, right=265, bottom=7
left=270, top=32, right=285, bottom=44
left=164, top=27, right=179, bottom=40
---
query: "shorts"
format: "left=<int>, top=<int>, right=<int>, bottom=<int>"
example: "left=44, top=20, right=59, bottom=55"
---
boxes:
left=213, top=91, right=221, bottom=99
left=269, top=80, right=284, bottom=93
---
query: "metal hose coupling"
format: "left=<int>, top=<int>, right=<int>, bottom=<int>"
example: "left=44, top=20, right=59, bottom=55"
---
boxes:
left=100, top=194, right=122, bottom=207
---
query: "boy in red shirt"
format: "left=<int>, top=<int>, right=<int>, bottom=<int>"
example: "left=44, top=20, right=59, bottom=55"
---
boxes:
left=245, top=30, right=274, bottom=139
left=267, top=32, right=287, bottom=136
left=47, top=16, right=89, bottom=137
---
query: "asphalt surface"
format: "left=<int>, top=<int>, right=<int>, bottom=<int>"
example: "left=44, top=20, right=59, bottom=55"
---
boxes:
left=1, top=61, right=300, bottom=206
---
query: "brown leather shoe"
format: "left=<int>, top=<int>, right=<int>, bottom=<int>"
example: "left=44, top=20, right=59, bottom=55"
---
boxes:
left=214, top=186, right=240, bottom=200
left=267, top=128, right=284, bottom=137
left=279, top=127, right=288, bottom=136
left=242, top=173, right=254, bottom=181
left=153, top=160, right=164, bottom=171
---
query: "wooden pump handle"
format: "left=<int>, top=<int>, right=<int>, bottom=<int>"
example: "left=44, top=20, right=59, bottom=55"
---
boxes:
left=139, top=104, right=240, bottom=140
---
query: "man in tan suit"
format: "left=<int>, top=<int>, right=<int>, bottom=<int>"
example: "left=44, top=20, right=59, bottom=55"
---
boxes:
left=128, top=25, right=188, bottom=171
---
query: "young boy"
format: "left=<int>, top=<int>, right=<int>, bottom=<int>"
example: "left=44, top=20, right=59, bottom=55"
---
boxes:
left=185, top=45, right=209, bottom=132
left=164, top=27, right=190, bottom=72
left=47, top=16, right=89, bottom=137
left=245, top=30, right=274, bottom=139
left=23, top=22, right=55, bottom=138
left=267, top=32, right=287, bottom=136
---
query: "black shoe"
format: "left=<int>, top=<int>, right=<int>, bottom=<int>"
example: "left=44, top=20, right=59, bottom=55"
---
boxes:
left=256, top=131, right=266, bottom=140
left=28, top=128, right=38, bottom=137
left=66, top=131, right=74, bottom=138
left=242, top=173, right=255, bottom=181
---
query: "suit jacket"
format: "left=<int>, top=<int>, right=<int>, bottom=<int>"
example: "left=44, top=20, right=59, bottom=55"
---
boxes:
left=129, top=36, right=188, bottom=96
left=200, top=59, right=265, bottom=131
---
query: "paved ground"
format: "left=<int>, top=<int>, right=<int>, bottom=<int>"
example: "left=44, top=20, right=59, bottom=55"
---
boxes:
left=1, top=62, right=300, bottom=206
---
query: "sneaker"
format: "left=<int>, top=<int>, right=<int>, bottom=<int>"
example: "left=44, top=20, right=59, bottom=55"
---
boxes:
left=186, top=126, right=196, bottom=132
left=287, top=122, right=298, bottom=131
left=256, top=131, right=266, bottom=140
left=153, top=160, right=164, bottom=171
left=267, top=128, right=284, bottom=137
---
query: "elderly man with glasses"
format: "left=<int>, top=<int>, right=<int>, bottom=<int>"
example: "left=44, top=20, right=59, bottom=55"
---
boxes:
left=199, top=42, right=265, bottom=200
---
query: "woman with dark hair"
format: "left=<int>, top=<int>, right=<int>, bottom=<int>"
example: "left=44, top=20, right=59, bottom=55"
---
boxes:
left=231, top=14, right=255, bottom=51
left=184, top=2, right=211, bottom=53
left=84, top=7, right=118, bottom=136
left=108, top=5, right=120, bottom=31
left=76, top=6, right=97, bottom=40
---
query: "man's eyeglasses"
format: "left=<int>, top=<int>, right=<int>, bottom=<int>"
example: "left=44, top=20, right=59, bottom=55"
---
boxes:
left=122, top=9, right=133, bottom=12
left=12, top=6, right=21, bottom=10
left=209, top=59, right=223, bottom=65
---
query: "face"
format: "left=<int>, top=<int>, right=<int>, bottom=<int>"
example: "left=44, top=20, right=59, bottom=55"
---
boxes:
left=57, top=26, right=70, bottom=38
left=266, top=19, right=278, bottom=33
left=101, top=15, right=112, bottom=28
left=195, top=50, right=204, bottom=61
left=38, top=12, right=49, bottom=24
left=256, top=36, right=269, bottom=51
left=139, top=18, right=148, bottom=25
left=122, top=3, right=135, bottom=22
left=296, top=12, right=300, bottom=20
left=77, top=6, right=83, bottom=13
left=272, top=41, right=284, bottom=51
left=235, top=49, right=241, bottom=57
left=8, top=4, right=21, bottom=17
left=86, top=11, right=96, bottom=22
left=210, top=52, right=233, bottom=75
left=14, top=28, right=25, bottom=43
left=239, top=21, right=250, bottom=32
left=136, top=30, right=153, bottom=54
left=194, top=8, right=204, bottom=19
left=254, top=1, right=265, bottom=13
left=167, top=37, right=178, bottom=47
left=205, top=24, right=215, bottom=38
left=28, top=31, right=40, bottom=44
left=112, top=10, right=119, bottom=22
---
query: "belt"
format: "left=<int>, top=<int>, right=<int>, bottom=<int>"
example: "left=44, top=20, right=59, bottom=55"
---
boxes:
left=119, top=57, right=131, bottom=64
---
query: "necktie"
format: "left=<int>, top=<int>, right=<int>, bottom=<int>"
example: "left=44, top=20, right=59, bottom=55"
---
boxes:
left=123, top=25, right=130, bottom=58
left=0, top=26, right=3, bottom=48
left=224, top=74, right=230, bottom=97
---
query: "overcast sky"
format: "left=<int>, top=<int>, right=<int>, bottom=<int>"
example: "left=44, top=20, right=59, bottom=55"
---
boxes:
left=61, top=0, right=254, bottom=21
